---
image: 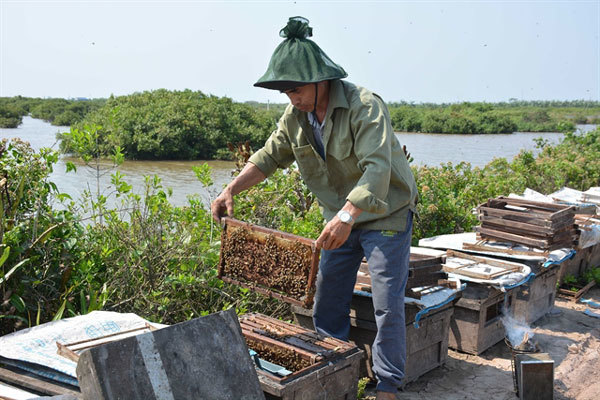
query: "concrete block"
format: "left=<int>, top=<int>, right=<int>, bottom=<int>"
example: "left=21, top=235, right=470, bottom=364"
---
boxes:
left=76, top=309, right=265, bottom=400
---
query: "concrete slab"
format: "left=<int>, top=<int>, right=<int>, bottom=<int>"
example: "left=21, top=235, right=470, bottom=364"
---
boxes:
left=76, top=309, right=265, bottom=400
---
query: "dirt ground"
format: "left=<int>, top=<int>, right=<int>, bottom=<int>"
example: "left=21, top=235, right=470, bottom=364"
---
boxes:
left=364, top=286, right=600, bottom=400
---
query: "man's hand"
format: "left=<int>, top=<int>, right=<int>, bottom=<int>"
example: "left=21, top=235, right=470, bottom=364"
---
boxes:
left=210, top=162, right=267, bottom=223
left=316, top=201, right=362, bottom=250
left=211, top=189, right=234, bottom=223
left=316, top=217, right=353, bottom=250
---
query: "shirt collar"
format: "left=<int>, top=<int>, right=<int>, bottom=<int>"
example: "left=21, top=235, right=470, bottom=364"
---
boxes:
left=328, top=79, right=350, bottom=111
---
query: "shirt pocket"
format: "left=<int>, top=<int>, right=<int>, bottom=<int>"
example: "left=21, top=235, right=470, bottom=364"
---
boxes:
left=292, top=144, right=321, bottom=179
left=328, top=136, right=352, bottom=161
left=328, top=138, right=361, bottom=178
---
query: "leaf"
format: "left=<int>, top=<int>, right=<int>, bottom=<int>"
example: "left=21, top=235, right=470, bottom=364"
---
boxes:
left=0, top=258, right=29, bottom=285
left=80, top=290, right=88, bottom=315
left=66, top=161, right=77, bottom=173
left=0, top=246, right=10, bottom=268
left=10, top=294, right=26, bottom=313
left=53, top=299, right=67, bottom=321
left=36, top=303, right=41, bottom=326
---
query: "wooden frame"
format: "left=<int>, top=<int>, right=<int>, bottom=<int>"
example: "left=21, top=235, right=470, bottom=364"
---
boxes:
left=218, top=217, right=320, bottom=308
left=0, top=366, right=80, bottom=397
left=462, top=240, right=550, bottom=257
left=476, top=197, right=576, bottom=250
left=239, top=313, right=357, bottom=384
left=557, top=280, right=596, bottom=302
left=56, top=324, right=157, bottom=362
left=443, top=250, right=523, bottom=280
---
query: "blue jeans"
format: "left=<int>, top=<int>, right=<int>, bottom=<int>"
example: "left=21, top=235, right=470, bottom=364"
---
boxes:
left=313, top=212, right=412, bottom=393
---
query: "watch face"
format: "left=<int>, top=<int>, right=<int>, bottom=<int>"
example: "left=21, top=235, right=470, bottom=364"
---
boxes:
left=339, top=211, right=351, bottom=223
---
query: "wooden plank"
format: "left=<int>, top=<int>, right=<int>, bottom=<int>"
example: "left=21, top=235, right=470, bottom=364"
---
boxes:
left=561, top=280, right=598, bottom=302
left=479, top=215, right=555, bottom=235
left=0, top=367, right=80, bottom=397
left=481, top=221, right=575, bottom=242
left=496, top=196, right=574, bottom=212
left=482, top=197, right=576, bottom=228
left=409, top=253, right=445, bottom=268
left=478, top=207, right=554, bottom=227
left=462, top=242, right=547, bottom=257
left=446, top=250, right=524, bottom=271
left=477, top=226, right=551, bottom=248
left=483, top=199, right=556, bottom=216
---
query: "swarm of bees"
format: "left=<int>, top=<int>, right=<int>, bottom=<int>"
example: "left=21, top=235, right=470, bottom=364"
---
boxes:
left=245, top=338, right=311, bottom=372
left=222, top=226, right=313, bottom=301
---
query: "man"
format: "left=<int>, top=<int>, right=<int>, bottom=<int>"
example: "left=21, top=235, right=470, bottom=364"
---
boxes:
left=211, top=17, right=417, bottom=399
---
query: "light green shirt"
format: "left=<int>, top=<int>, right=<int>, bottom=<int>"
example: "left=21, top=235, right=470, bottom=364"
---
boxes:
left=248, top=80, right=418, bottom=232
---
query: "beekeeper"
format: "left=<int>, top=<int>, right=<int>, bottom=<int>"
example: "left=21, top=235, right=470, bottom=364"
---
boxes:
left=211, top=16, right=417, bottom=399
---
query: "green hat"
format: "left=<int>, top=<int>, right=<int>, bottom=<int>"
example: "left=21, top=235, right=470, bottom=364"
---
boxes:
left=254, top=16, right=347, bottom=91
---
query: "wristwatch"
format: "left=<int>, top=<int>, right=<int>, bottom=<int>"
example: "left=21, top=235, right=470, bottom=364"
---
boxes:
left=337, top=210, right=354, bottom=225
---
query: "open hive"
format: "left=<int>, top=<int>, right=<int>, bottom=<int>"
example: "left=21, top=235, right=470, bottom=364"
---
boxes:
left=239, top=313, right=358, bottom=383
left=354, top=250, right=447, bottom=299
left=218, top=217, right=320, bottom=308
left=475, top=196, right=576, bottom=251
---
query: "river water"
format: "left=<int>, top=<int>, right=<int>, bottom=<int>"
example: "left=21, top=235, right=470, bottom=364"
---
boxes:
left=0, top=117, right=595, bottom=207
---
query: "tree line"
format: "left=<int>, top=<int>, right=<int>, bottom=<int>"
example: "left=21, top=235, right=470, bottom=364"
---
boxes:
left=2, top=92, right=599, bottom=159
left=0, top=96, right=106, bottom=128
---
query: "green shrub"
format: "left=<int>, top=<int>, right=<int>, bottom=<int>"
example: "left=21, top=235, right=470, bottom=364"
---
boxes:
left=61, top=90, right=277, bottom=161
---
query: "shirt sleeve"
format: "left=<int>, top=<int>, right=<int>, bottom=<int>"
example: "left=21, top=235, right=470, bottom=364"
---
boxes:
left=345, top=94, right=393, bottom=214
left=248, top=118, right=296, bottom=177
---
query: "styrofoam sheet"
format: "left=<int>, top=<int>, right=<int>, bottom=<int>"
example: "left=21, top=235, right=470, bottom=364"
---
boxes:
left=418, top=232, right=575, bottom=266
left=444, top=254, right=532, bottom=291
left=0, top=311, right=165, bottom=385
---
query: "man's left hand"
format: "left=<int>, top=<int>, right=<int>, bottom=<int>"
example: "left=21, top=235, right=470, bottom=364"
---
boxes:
left=316, top=217, right=353, bottom=250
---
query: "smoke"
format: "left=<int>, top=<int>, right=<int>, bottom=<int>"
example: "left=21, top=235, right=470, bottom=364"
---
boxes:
left=501, top=309, right=534, bottom=348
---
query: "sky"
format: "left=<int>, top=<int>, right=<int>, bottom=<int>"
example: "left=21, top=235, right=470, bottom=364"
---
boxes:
left=0, top=0, right=598, bottom=104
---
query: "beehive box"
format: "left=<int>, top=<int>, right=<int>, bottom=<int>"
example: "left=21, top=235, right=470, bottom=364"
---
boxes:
left=239, top=313, right=363, bottom=400
left=291, top=299, right=454, bottom=385
left=218, top=217, right=320, bottom=308
left=476, top=197, right=576, bottom=251
left=355, top=250, right=446, bottom=299
left=510, top=265, right=560, bottom=325
left=449, top=283, right=517, bottom=355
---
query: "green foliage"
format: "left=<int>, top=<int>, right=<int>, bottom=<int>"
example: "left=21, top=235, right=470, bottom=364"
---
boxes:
left=356, top=377, right=370, bottom=399
left=61, top=89, right=277, bottom=161
left=0, top=96, right=105, bottom=127
left=412, top=127, right=600, bottom=242
left=3, top=118, right=600, bottom=335
left=583, top=267, right=600, bottom=285
left=235, top=165, right=324, bottom=239
left=390, top=102, right=518, bottom=134
left=0, top=138, right=87, bottom=335
left=562, top=274, right=578, bottom=286
left=28, top=98, right=105, bottom=126
left=0, top=104, right=24, bottom=128
left=388, top=101, right=595, bottom=134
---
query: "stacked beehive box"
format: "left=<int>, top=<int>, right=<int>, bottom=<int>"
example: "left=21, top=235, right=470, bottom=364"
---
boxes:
left=476, top=196, right=576, bottom=251
left=355, top=251, right=447, bottom=299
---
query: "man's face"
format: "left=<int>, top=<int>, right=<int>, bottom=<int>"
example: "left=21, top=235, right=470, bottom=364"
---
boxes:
left=283, top=84, right=315, bottom=112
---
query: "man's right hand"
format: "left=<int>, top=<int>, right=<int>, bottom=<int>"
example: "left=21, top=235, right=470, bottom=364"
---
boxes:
left=211, top=189, right=234, bottom=223
left=209, top=162, right=267, bottom=223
